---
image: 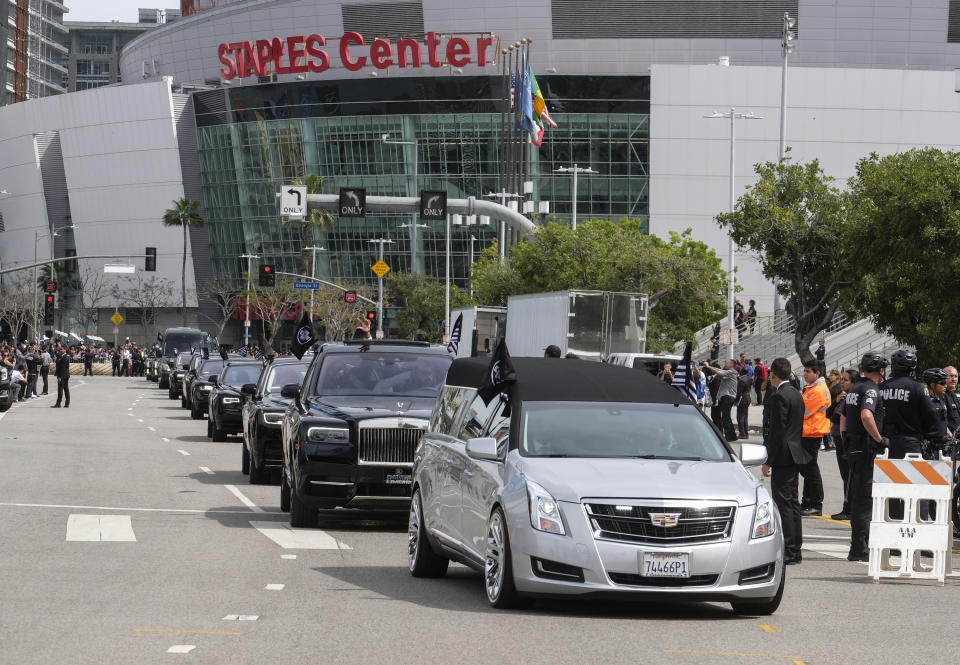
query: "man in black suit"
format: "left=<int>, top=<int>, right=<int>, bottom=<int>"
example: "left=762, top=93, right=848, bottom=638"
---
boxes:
left=51, top=343, right=70, bottom=408
left=762, top=357, right=811, bottom=565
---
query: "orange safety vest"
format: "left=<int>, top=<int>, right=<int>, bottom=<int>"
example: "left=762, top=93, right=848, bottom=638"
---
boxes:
left=802, top=379, right=832, bottom=437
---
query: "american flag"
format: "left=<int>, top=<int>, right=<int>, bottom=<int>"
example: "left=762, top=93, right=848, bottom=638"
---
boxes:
left=236, top=345, right=249, bottom=358
left=509, top=72, right=516, bottom=110
left=447, top=314, right=463, bottom=355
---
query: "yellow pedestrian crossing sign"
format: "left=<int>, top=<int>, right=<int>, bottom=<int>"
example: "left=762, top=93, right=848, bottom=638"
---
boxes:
left=371, top=260, right=390, bottom=278
left=110, top=312, right=124, bottom=326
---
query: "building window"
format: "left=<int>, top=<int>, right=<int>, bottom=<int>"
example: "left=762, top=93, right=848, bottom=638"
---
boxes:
left=77, top=35, right=113, bottom=55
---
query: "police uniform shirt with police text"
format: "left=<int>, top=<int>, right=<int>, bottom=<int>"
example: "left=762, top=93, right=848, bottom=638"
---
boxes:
left=880, top=375, right=938, bottom=440
left=845, top=378, right=883, bottom=439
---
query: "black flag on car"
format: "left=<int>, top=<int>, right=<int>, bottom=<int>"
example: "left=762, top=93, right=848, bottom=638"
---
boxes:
left=290, top=312, right=317, bottom=360
left=670, top=341, right=698, bottom=403
left=478, top=339, right=517, bottom=405
left=447, top=313, right=463, bottom=355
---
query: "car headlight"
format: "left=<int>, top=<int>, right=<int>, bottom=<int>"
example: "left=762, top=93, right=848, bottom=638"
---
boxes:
left=526, top=479, right=565, bottom=535
left=307, top=427, right=349, bottom=443
left=0, top=368, right=7, bottom=381
left=752, top=485, right=776, bottom=539
left=222, top=397, right=240, bottom=404
left=200, top=385, right=213, bottom=391
left=263, top=412, right=284, bottom=424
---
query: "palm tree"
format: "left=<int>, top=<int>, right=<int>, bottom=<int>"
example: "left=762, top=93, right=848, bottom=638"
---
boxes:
left=162, top=198, right=205, bottom=326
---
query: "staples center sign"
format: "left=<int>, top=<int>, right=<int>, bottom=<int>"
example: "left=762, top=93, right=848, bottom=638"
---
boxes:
left=218, top=31, right=496, bottom=80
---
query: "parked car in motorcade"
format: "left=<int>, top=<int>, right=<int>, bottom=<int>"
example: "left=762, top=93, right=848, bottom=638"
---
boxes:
left=607, top=353, right=682, bottom=376
left=241, top=357, right=310, bottom=484
left=207, top=359, right=265, bottom=441
left=158, top=327, right=208, bottom=389
left=188, top=357, right=235, bottom=420
left=0, top=366, right=17, bottom=412
left=408, top=357, right=783, bottom=613
left=280, top=341, right=453, bottom=528
left=168, top=351, right=195, bottom=400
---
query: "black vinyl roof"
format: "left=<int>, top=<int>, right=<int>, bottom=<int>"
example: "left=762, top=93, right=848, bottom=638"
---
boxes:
left=446, top=357, right=686, bottom=404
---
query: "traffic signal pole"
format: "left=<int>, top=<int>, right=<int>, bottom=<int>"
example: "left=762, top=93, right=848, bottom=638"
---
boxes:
left=239, top=253, right=258, bottom=341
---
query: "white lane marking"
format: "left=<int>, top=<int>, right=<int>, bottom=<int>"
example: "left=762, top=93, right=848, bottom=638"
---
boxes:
left=0, top=501, right=284, bottom=515
left=177, top=450, right=191, bottom=456
left=167, top=645, right=195, bottom=654
left=127, top=413, right=134, bottom=417
left=222, top=615, right=238, bottom=620
left=222, top=615, right=259, bottom=621
left=265, top=584, right=285, bottom=591
left=0, top=412, right=6, bottom=423
left=281, top=554, right=297, bottom=560
left=162, top=437, right=170, bottom=443
left=225, top=485, right=265, bottom=513
left=250, top=521, right=351, bottom=550
left=66, top=514, right=136, bottom=542
left=128, top=407, right=133, bottom=411
left=147, top=427, right=156, bottom=432
left=199, top=467, right=214, bottom=475
left=802, top=542, right=849, bottom=559
left=137, top=419, right=144, bottom=423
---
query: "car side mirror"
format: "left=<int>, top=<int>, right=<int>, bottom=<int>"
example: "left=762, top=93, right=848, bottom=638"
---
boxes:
left=280, top=384, right=300, bottom=399
left=210, top=376, right=219, bottom=386
left=738, top=443, right=767, bottom=468
left=466, top=437, right=499, bottom=461
left=241, top=383, right=257, bottom=396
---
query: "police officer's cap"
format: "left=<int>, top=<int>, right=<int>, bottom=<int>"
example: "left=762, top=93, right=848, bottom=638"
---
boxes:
left=890, top=348, right=917, bottom=371
left=923, top=367, right=948, bottom=384
left=860, top=351, right=889, bottom=372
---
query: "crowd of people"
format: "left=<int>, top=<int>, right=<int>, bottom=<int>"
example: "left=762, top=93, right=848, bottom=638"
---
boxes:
left=1, top=340, right=74, bottom=407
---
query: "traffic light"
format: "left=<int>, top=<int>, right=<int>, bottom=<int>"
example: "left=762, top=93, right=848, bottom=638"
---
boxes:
left=43, top=294, right=55, bottom=325
left=365, top=310, right=377, bottom=329
left=145, top=247, right=156, bottom=271
left=259, top=264, right=275, bottom=287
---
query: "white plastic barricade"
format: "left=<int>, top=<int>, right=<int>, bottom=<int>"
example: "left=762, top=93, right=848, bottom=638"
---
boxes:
left=868, top=453, right=953, bottom=584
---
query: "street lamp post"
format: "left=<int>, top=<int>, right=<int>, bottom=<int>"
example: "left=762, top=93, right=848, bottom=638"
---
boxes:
left=705, top=108, right=762, bottom=360
left=382, top=133, right=419, bottom=272
left=554, top=164, right=598, bottom=230
left=239, top=253, right=259, bottom=341
left=368, top=238, right=393, bottom=337
left=773, top=12, right=796, bottom=319
left=484, top=191, right=521, bottom=260
left=304, top=244, right=325, bottom=318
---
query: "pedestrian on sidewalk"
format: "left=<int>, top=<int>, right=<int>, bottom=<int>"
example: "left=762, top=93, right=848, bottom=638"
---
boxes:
left=799, top=360, right=831, bottom=516
left=747, top=299, right=757, bottom=334
left=702, top=360, right=739, bottom=442
left=762, top=357, right=809, bottom=565
left=736, top=367, right=752, bottom=438
left=815, top=338, right=826, bottom=362
left=83, top=347, right=94, bottom=376
left=754, top=358, right=768, bottom=405
left=40, top=345, right=51, bottom=395
left=111, top=350, right=120, bottom=376
left=51, top=343, right=70, bottom=408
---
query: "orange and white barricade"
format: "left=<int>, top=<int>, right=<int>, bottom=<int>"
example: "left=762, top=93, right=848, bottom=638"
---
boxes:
left=869, top=452, right=953, bottom=584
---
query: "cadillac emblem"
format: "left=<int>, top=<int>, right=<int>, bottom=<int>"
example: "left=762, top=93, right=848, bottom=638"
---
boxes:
left=650, top=513, right=681, bottom=528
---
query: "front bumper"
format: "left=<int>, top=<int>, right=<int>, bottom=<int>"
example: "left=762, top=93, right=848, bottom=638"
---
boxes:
left=193, top=391, right=211, bottom=409
left=253, top=427, right=283, bottom=468
left=294, top=458, right=412, bottom=509
left=215, top=408, right=243, bottom=432
left=506, top=499, right=783, bottom=600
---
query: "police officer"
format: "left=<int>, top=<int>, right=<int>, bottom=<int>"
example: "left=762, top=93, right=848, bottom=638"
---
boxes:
left=841, top=351, right=888, bottom=562
left=922, top=368, right=950, bottom=445
left=881, top=351, right=941, bottom=520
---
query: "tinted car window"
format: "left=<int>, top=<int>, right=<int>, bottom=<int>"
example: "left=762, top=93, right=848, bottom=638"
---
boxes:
left=222, top=364, right=263, bottom=385
left=198, top=360, right=225, bottom=378
left=315, top=353, right=451, bottom=397
left=266, top=364, right=308, bottom=393
left=520, top=402, right=730, bottom=461
left=457, top=392, right=500, bottom=441
left=485, top=398, right=510, bottom=458
left=176, top=352, right=193, bottom=369
left=431, top=386, right=469, bottom=433
left=163, top=332, right=204, bottom=356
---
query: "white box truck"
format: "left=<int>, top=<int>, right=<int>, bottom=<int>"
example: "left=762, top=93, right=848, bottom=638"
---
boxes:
left=504, top=290, right=649, bottom=361
left=450, top=306, right=507, bottom=358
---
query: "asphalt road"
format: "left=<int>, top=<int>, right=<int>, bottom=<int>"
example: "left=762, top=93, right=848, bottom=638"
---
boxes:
left=1, top=376, right=958, bottom=665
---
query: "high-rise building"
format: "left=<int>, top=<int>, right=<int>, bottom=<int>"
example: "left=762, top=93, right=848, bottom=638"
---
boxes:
left=64, top=21, right=154, bottom=91
left=0, top=0, right=69, bottom=106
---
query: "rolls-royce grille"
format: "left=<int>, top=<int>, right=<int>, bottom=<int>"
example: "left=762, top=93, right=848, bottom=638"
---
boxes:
left=359, top=427, right=423, bottom=466
left=585, top=503, right=736, bottom=546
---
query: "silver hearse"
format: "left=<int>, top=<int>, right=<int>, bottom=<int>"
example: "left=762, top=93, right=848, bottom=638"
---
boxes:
left=408, top=357, right=784, bottom=613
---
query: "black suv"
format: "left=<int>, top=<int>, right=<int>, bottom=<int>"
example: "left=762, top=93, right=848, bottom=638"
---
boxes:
left=280, top=341, right=452, bottom=528
left=186, top=357, right=235, bottom=420
left=207, top=359, right=264, bottom=441
left=168, top=351, right=195, bottom=400
left=0, top=366, right=17, bottom=412
left=158, top=327, right=207, bottom=389
left=241, top=357, right=310, bottom=484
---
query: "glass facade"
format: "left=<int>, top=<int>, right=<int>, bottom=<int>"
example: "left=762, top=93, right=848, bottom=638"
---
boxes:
left=192, top=75, right=649, bottom=288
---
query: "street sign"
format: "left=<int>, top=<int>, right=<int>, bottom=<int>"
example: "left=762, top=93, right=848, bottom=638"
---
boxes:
left=44, top=280, right=57, bottom=293
left=344, top=290, right=357, bottom=303
left=110, top=312, right=123, bottom=326
left=113, top=327, right=119, bottom=334
left=371, top=260, right=390, bottom=278
left=375, top=329, right=384, bottom=339
left=294, top=281, right=320, bottom=290
left=281, top=185, right=307, bottom=219
left=420, top=190, right=447, bottom=220
left=339, top=187, right=366, bottom=217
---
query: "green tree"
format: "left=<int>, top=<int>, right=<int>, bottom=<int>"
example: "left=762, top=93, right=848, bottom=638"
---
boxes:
left=162, top=198, right=205, bottom=327
left=846, top=148, right=960, bottom=366
left=471, top=219, right=726, bottom=352
left=715, top=157, right=850, bottom=364
left=286, top=174, right=336, bottom=277
left=387, top=272, right=474, bottom=342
